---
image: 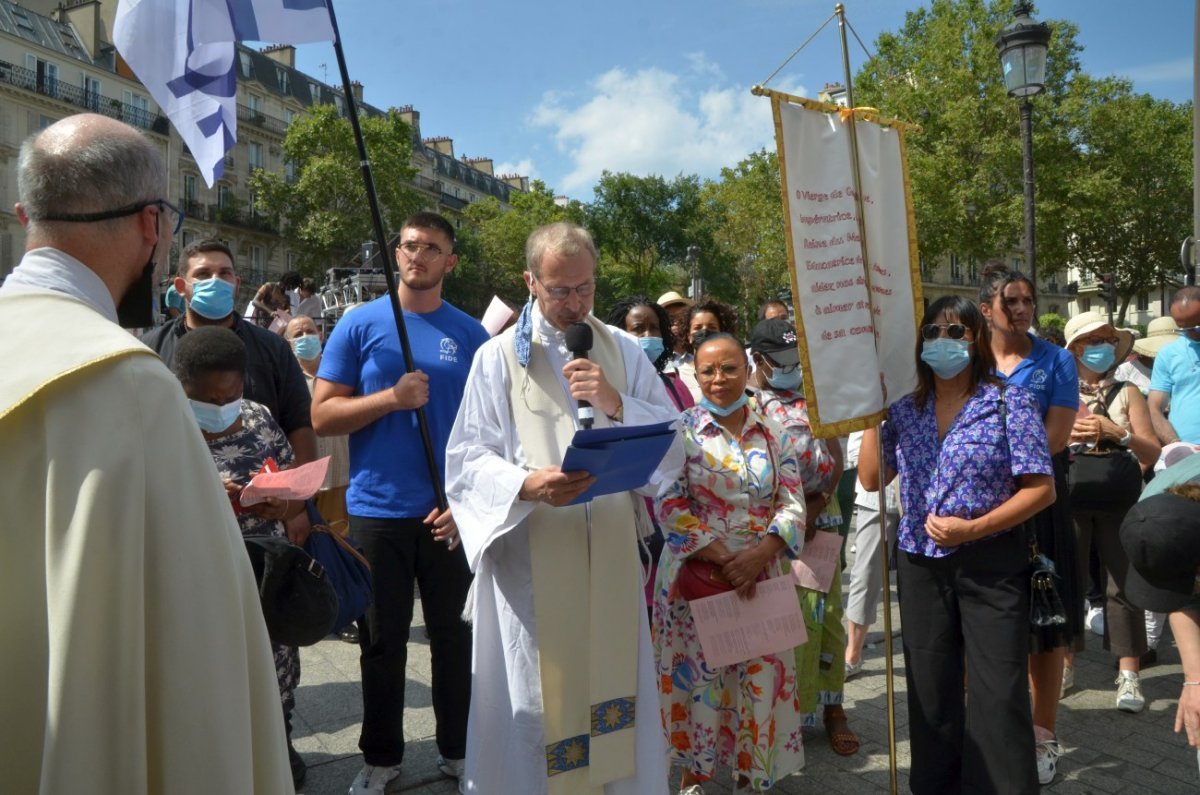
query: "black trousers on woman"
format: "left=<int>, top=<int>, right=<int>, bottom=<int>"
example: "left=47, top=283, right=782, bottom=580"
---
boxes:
left=898, top=528, right=1038, bottom=795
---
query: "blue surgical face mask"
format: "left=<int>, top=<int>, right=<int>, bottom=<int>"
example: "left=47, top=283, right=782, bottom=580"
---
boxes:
left=188, top=277, right=236, bottom=320
left=292, top=334, right=322, bottom=361
left=765, top=360, right=803, bottom=391
left=920, top=337, right=972, bottom=379
left=1079, top=342, right=1116, bottom=374
left=189, top=398, right=243, bottom=434
left=699, top=392, right=748, bottom=417
left=638, top=335, right=665, bottom=364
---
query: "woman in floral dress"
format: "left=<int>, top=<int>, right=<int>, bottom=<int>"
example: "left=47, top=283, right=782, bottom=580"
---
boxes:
left=654, top=333, right=808, bottom=794
left=172, top=326, right=308, bottom=786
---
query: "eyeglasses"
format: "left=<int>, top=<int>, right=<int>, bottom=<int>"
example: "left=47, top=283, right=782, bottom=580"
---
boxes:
left=762, top=354, right=799, bottom=374
left=398, top=241, right=448, bottom=258
left=536, top=279, right=595, bottom=300
left=697, top=363, right=745, bottom=381
left=1079, top=336, right=1119, bottom=347
left=1178, top=325, right=1200, bottom=339
left=35, top=198, right=184, bottom=235
left=921, top=323, right=968, bottom=340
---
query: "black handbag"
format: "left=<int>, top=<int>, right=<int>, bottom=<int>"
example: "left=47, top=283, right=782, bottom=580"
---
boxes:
left=244, top=535, right=339, bottom=647
left=998, top=387, right=1069, bottom=632
left=1068, top=383, right=1143, bottom=512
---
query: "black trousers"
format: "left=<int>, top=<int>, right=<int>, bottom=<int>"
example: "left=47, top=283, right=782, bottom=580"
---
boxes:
left=350, top=515, right=473, bottom=766
left=897, top=529, right=1038, bottom=795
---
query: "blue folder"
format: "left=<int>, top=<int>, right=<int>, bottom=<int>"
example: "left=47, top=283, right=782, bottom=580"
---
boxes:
left=560, top=420, right=677, bottom=505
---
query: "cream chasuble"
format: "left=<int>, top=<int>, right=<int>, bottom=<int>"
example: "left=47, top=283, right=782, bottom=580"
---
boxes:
left=0, top=292, right=293, bottom=794
left=498, top=316, right=641, bottom=793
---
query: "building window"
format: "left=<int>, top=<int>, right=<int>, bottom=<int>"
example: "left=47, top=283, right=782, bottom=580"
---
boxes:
left=285, top=109, right=297, bottom=126
left=1136, top=292, right=1149, bottom=312
left=82, top=74, right=101, bottom=110
left=239, top=52, right=253, bottom=78
left=309, top=81, right=321, bottom=102
left=183, top=174, right=198, bottom=202
left=248, top=94, right=261, bottom=114
left=1080, top=297, right=1091, bottom=312
left=249, top=141, right=263, bottom=171
left=250, top=246, right=265, bottom=284
left=949, top=253, right=962, bottom=282
left=218, top=184, right=233, bottom=209
left=276, top=68, right=290, bottom=94
left=27, top=55, right=58, bottom=98
left=285, top=160, right=297, bottom=183
left=122, top=89, right=150, bottom=127
left=334, top=95, right=344, bottom=116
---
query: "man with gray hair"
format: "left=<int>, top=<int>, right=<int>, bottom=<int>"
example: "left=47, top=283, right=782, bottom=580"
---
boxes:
left=0, top=113, right=292, bottom=793
left=446, top=222, right=681, bottom=794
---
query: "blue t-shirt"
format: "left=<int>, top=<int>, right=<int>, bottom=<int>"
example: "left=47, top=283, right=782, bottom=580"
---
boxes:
left=1150, top=337, right=1200, bottom=444
left=994, top=333, right=1078, bottom=418
left=318, top=296, right=489, bottom=518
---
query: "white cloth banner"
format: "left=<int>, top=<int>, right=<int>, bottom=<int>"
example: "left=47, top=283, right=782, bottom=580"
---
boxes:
left=773, top=96, right=921, bottom=435
left=114, top=0, right=335, bottom=187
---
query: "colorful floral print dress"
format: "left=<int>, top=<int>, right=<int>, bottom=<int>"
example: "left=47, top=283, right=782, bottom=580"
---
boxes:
left=653, top=401, right=808, bottom=790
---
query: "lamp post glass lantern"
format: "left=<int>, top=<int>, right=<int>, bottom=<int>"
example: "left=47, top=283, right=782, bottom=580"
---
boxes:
left=996, top=1, right=1051, bottom=300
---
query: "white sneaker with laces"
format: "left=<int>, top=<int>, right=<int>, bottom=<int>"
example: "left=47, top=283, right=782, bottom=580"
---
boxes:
left=348, top=763, right=401, bottom=794
left=1034, top=726, right=1061, bottom=785
left=1116, top=671, right=1146, bottom=713
left=1086, top=605, right=1105, bottom=636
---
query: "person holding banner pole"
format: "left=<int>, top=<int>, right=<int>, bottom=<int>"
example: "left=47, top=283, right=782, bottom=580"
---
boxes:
left=979, top=263, right=1080, bottom=785
left=860, top=295, right=1054, bottom=795
left=655, top=332, right=808, bottom=793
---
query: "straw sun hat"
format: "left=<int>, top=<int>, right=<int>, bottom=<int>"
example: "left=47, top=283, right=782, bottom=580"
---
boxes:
left=1064, top=310, right=1134, bottom=368
left=1132, top=316, right=1180, bottom=358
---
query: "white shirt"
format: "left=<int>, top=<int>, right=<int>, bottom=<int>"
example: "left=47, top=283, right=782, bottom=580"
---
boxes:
left=0, top=247, right=118, bottom=323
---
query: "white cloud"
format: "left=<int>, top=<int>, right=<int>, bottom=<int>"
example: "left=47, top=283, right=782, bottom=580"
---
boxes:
left=532, top=61, right=807, bottom=195
left=495, top=158, right=538, bottom=180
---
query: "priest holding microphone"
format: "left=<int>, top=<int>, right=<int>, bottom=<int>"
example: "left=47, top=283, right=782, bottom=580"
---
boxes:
left=446, top=222, right=682, bottom=795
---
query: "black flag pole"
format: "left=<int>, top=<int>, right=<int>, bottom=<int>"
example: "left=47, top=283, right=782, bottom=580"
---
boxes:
left=324, top=0, right=447, bottom=512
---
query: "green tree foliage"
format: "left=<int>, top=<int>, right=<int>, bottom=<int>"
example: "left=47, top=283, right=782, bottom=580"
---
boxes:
left=248, top=104, right=422, bottom=275
left=853, top=0, right=1087, bottom=278
left=586, top=171, right=715, bottom=308
left=1063, top=78, right=1194, bottom=324
left=699, top=149, right=790, bottom=329
left=446, top=181, right=587, bottom=317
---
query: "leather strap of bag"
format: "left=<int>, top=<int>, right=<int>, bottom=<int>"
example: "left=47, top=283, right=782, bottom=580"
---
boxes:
left=997, top=385, right=1040, bottom=563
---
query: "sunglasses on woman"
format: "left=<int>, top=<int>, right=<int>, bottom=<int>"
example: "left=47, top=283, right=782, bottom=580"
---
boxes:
left=921, top=323, right=968, bottom=340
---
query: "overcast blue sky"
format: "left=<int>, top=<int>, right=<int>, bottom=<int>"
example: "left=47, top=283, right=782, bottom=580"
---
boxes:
left=289, top=0, right=1193, bottom=200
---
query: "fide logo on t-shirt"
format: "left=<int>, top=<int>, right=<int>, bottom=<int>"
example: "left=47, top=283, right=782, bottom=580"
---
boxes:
left=439, top=337, right=460, bottom=363
left=1030, top=368, right=1048, bottom=391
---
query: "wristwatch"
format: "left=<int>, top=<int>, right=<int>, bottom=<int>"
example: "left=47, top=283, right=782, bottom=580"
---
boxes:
left=607, top=396, right=624, bottom=423
left=1116, top=428, right=1132, bottom=446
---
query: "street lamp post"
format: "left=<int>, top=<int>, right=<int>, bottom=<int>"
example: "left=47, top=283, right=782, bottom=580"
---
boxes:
left=686, top=244, right=702, bottom=301
left=996, top=1, right=1051, bottom=298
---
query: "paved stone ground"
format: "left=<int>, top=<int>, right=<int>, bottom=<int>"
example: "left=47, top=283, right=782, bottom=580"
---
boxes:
left=294, top=545, right=1200, bottom=794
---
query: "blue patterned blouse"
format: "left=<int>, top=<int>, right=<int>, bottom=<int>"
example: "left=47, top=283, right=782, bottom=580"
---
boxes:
left=881, top=382, right=1053, bottom=558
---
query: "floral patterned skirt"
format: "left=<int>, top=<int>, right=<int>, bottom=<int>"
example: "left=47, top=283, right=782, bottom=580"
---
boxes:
left=654, top=560, right=805, bottom=791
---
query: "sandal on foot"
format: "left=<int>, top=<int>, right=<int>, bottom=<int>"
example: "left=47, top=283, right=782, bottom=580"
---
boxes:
left=824, top=711, right=860, bottom=756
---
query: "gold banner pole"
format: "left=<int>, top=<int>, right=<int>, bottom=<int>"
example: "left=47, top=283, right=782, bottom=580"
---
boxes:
left=835, top=4, right=899, bottom=794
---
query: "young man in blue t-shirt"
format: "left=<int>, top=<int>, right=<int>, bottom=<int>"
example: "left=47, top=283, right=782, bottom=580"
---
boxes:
left=313, top=212, right=489, bottom=794
left=1150, top=287, right=1200, bottom=447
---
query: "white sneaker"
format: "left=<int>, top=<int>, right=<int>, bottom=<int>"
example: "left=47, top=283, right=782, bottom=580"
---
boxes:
left=348, top=763, right=401, bottom=794
left=1116, top=672, right=1146, bottom=713
left=1086, top=605, right=1105, bottom=636
left=437, top=756, right=465, bottom=794
left=1034, top=726, right=1061, bottom=785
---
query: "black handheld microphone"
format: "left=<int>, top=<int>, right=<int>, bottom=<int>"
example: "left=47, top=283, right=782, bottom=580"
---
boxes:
left=565, top=321, right=594, bottom=429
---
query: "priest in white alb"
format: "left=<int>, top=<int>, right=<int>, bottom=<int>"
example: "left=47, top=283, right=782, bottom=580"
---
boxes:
left=446, top=222, right=683, bottom=794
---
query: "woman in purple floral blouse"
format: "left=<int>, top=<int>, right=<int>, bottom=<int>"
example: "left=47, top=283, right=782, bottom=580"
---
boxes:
left=859, top=296, right=1055, bottom=795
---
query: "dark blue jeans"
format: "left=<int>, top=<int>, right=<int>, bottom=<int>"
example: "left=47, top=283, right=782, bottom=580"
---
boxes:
left=350, top=515, right=473, bottom=766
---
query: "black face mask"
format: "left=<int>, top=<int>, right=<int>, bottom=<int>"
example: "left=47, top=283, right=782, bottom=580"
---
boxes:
left=117, top=242, right=157, bottom=328
left=690, top=329, right=714, bottom=349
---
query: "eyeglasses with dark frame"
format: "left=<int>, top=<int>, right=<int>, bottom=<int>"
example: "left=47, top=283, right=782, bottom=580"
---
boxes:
left=1077, top=335, right=1120, bottom=347
left=921, top=323, right=968, bottom=341
left=34, top=199, right=184, bottom=235
left=536, top=278, right=596, bottom=301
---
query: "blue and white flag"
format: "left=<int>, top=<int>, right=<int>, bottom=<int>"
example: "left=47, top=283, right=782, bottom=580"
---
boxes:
left=114, top=0, right=335, bottom=187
